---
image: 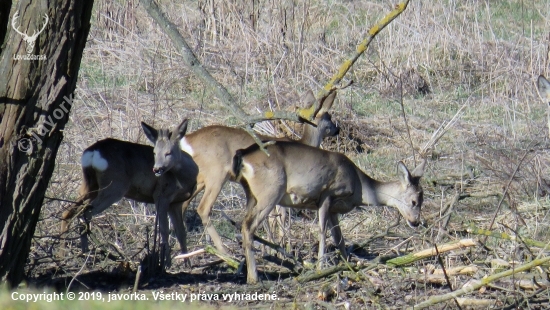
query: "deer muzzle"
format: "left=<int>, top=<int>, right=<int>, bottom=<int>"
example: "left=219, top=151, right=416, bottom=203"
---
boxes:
left=153, top=167, right=165, bottom=176
left=407, top=220, right=420, bottom=228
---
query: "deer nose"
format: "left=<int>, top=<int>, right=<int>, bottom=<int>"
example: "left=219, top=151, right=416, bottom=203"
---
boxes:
left=407, top=220, right=420, bottom=228
left=153, top=167, right=164, bottom=176
left=334, top=127, right=340, bottom=135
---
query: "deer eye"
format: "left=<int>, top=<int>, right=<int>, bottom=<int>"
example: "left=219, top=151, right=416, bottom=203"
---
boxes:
left=165, top=152, right=172, bottom=157
left=412, top=200, right=417, bottom=207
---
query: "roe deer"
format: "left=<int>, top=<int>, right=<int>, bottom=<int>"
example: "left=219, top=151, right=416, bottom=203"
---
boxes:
left=537, top=75, right=550, bottom=138
left=178, top=90, right=339, bottom=254
left=232, top=142, right=425, bottom=283
left=61, top=119, right=198, bottom=267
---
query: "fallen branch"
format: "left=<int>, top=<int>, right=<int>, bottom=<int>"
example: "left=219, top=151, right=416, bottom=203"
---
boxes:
left=432, top=265, right=479, bottom=276
left=203, top=245, right=240, bottom=269
left=466, top=225, right=550, bottom=250
left=386, top=239, right=477, bottom=267
left=415, top=274, right=453, bottom=285
left=294, top=257, right=380, bottom=284
left=174, top=248, right=206, bottom=260
left=456, top=298, right=496, bottom=308
left=416, top=265, right=479, bottom=285
left=409, top=256, right=550, bottom=310
left=174, top=245, right=241, bottom=270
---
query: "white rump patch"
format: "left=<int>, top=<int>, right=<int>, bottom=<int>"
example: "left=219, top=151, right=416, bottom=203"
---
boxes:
left=179, top=137, right=194, bottom=157
left=242, top=162, right=255, bottom=179
left=81, top=150, right=108, bottom=171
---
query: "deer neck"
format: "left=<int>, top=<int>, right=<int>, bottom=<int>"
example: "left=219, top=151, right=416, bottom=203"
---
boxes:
left=299, top=123, right=323, bottom=147
left=170, top=152, right=197, bottom=185
left=358, top=170, right=401, bottom=207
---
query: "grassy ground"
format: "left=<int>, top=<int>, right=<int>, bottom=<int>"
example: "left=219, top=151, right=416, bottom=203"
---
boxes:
left=21, top=0, right=550, bottom=308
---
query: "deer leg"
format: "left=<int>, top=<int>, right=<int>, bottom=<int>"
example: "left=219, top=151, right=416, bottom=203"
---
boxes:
left=264, top=206, right=279, bottom=245
left=156, top=199, right=172, bottom=269
left=168, top=182, right=204, bottom=264
left=327, top=212, right=347, bottom=260
left=266, top=205, right=286, bottom=245
left=168, top=201, right=192, bottom=268
left=168, top=201, right=187, bottom=254
left=79, top=185, right=126, bottom=253
left=278, top=206, right=290, bottom=242
left=317, top=195, right=332, bottom=269
left=78, top=219, right=90, bottom=254
left=181, top=181, right=204, bottom=215
left=59, top=202, right=85, bottom=257
left=196, top=178, right=228, bottom=254
left=242, top=193, right=281, bottom=284
left=60, top=205, right=78, bottom=237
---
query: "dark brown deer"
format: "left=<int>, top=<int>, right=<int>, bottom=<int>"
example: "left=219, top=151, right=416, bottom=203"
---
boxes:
left=61, top=119, right=198, bottom=267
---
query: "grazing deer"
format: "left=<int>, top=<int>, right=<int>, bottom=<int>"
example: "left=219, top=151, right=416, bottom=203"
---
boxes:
left=179, top=90, right=339, bottom=254
left=232, top=142, right=425, bottom=283
left=61, top=119, right=198, bottom=267
left=537, top=75, right=550, bottom=138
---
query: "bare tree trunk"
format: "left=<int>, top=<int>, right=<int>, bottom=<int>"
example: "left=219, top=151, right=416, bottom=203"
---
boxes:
left=0, top=2, right=12, bottom=55
left=0, top=0, right=94, bottom=287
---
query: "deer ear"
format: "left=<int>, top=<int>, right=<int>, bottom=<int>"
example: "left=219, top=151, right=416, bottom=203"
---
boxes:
left=141, top=122, right=158, bottom=144
left=299, top=89, right=317, bottom=109
left=411, top=159, right=426, bottom=178
left=174, top=119, right=188, bottom=141
left=317, top=90, right=337, bottom=115
left=397, top=161, right=413, bottom=186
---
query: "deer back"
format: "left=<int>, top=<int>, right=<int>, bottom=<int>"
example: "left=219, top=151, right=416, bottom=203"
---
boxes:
left=81, top=138, right=159, bottom=202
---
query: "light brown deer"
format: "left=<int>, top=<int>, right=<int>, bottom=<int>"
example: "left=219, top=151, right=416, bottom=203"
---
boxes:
left=61, top=119, right=198, bottom=267
left=232, top=142, right=425, bottom=283
left=537, top=75, right=550, bottom=138
left=178, top=90, right=339, bottom=254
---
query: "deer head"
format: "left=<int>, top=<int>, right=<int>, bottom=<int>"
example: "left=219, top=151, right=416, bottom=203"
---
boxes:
left=142, top=119, right=189, bottom=177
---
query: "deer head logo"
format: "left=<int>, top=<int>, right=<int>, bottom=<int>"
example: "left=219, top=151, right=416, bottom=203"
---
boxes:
left=11, top=11, right=49, bottom=55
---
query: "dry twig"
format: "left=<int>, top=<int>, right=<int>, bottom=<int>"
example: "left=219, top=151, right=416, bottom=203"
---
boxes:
left=410, top=256, right=550, bottom=310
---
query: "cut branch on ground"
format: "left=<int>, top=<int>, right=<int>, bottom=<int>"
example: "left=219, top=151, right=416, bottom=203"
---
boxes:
left=409, top=256, right=550, bottom=310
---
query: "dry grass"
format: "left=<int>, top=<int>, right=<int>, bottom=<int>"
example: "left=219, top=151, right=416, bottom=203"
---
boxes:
left=28, top=0, right=550, bottom=308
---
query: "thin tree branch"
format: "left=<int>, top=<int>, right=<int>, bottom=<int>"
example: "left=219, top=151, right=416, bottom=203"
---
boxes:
left=139, top=0, right=410, bottom=127
left=316, top=1, right=411, bottom=101
left=138, top=0, right=249, bottom=122
left=139, top=0, right=410, bottom=157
